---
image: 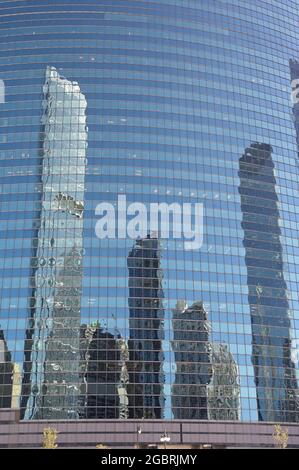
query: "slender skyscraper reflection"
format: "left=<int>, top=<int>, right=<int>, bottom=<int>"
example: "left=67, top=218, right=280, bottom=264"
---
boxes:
left=239, top=143, right=299, bottom=422
left=171, top=300, right=212, bottom=419
left=127, top=235, right=165, bottom=419
left=22, top=67, right=87, bottom=419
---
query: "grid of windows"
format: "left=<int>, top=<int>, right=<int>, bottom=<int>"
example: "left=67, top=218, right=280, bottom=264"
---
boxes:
left=0, top=0, right=299, bottom=422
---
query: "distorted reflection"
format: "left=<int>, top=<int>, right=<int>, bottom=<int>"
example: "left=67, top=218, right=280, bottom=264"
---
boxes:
left=207, top=344, right=240, bottom=421
left=171, top=300, right=212, bottom=419
left=21, top=67, right=87, bottom=419
left=0, top=329, right=13, bottom=408
left=127, top=235, right=165, bottom=419
left=239, top=143, right=299, bottom=422
left=171, top=301, right=240, bottom=420
left=79, top=323, right=129, bottom=419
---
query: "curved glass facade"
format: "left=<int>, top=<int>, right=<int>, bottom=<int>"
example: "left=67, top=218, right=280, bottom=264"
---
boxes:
left=0, top=0, right=299, bottom=424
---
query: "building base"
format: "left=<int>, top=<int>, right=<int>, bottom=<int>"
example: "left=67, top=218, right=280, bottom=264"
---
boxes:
left=0, top=409, right=298, bottom=448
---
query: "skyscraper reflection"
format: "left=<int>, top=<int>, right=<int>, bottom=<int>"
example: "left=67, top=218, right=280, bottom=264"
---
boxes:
left=127, top=235, right=165, bottom=419
left=171, top=300, right=212, bottom=419
left=171, top=301, right=241, bottom=420
left=207, top=343, right=240, bottom=421
left=79, top=324, right=129, bottom=419
left=21, top=67, right=87, bottom=419
left=0, top=330, right=13, bottom=409
left=239, top=142, right=299, bottom=422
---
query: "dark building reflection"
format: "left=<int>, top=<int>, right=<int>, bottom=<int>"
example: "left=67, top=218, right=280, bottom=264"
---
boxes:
left=239, top=142, right=299, bottom=422
left=21, top=67, right=87, bottom=419
left=127, top=235, right=165, bottom=419
left=79, top=324, right=129, bottom=419
left=171, top=300, right=212, bottom=419
left=0, top=330, right=13, bottom=408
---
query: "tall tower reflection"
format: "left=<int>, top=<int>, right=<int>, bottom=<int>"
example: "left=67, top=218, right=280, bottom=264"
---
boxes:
left=127, top=235, right=165, bottom=419
left=239, top=142, right=299, bottom=422
left=171, top=301, right=212, bottom=419
left=21, top=67, right=87, bottom=419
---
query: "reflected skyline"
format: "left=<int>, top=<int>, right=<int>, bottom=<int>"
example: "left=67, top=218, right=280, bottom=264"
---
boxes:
left=13, top=75, right=298, bottom=423
left=1, top=1, right=299, bottom=433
